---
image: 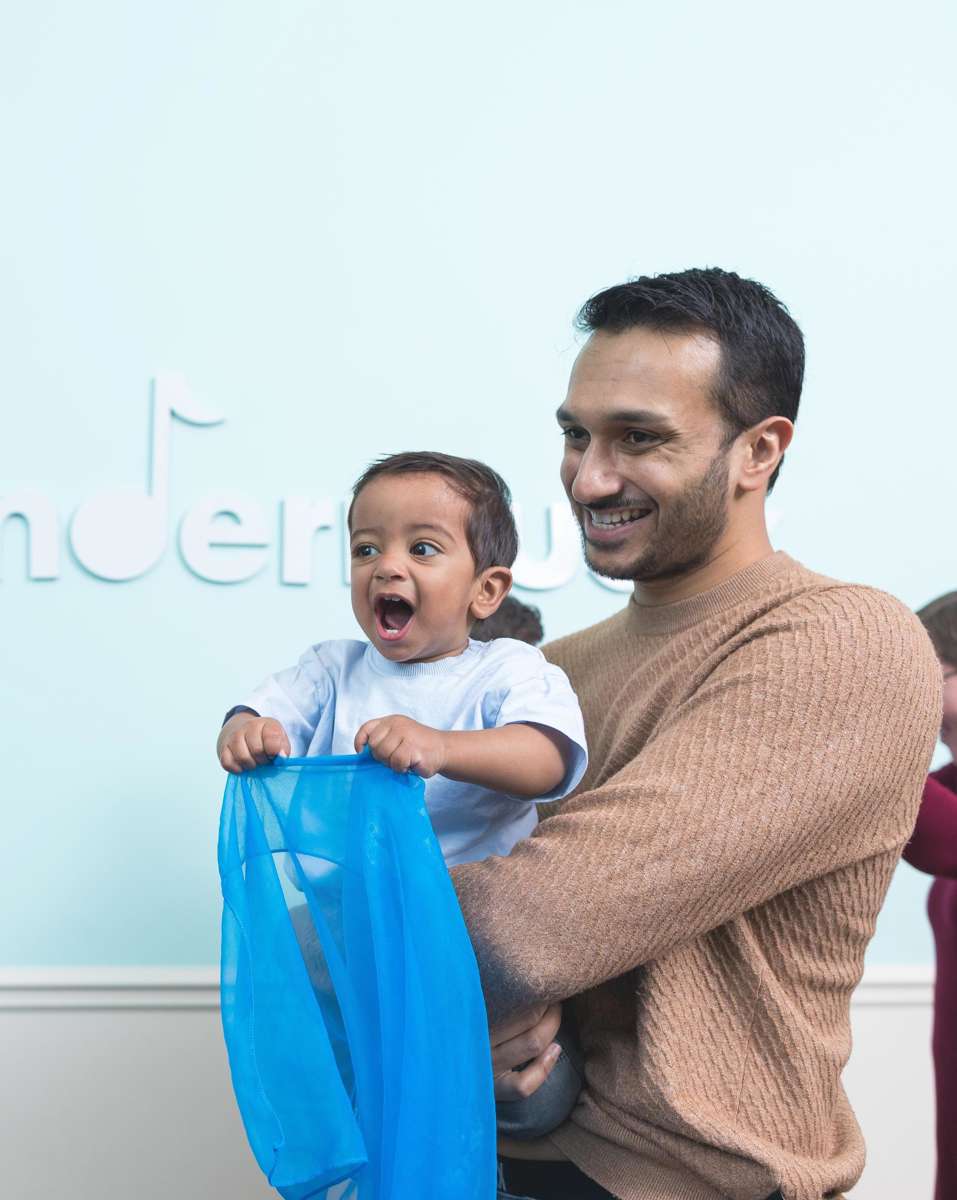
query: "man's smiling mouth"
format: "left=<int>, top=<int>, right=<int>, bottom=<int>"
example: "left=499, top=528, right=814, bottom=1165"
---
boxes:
left=583, top=506, right=654, bottom=543
left=587, top=506, right=652, bottom=527
left=374, top=593, right=416, bottom=640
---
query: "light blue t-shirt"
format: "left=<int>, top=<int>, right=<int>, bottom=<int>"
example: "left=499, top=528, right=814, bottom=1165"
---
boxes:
left=245, top=637, right=588, bottom=867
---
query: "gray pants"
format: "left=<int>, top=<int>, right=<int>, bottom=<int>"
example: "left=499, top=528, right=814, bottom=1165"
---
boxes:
left=495, top=1020, right=583, bottom=1141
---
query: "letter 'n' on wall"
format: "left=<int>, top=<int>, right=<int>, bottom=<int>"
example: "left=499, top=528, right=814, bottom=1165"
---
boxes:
left=0, top=491, right=59, bottom=580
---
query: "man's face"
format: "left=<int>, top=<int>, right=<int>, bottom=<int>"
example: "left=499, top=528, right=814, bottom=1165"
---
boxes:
left=558, top=326, right=735, bottom=583
left=349, top=472, right=482, bottom=663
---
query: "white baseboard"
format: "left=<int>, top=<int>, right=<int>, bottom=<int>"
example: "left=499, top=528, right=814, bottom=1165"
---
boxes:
left=0, top=963, right=937, bottom=1200
left=0, top=962, right=932, bottom=1010
left=0, top=966, right=219, bottom=1009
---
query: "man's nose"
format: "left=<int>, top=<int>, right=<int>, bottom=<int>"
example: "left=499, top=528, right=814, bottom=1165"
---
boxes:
left=569, top=444, right=623, bottom=506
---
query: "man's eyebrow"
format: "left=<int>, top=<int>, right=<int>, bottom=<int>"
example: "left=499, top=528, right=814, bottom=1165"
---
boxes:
left=556, top=405, right=674, bottom=428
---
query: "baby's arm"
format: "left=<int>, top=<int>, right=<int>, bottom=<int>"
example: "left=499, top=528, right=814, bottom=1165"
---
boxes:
left=216, top=644, right=336, bottom=773
left=354, top=716, right=567, bottom=799
left=218, top=711, right=291, bottom=774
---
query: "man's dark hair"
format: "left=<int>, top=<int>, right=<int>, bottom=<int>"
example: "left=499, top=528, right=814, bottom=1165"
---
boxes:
left=576, top=267, right=804, bottom=491
left=917, top=591, right=957, bottom=665
left=472, top=595, right=544, bottom=645
left=350, top=450, right=519, bottom=572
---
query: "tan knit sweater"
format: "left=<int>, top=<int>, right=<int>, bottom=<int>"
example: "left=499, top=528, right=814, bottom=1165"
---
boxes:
left=452, top=552, right=941, bottom=1200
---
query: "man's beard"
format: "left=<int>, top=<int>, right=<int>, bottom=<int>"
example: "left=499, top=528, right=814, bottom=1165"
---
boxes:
left=582, top=449, right=731, bottom=583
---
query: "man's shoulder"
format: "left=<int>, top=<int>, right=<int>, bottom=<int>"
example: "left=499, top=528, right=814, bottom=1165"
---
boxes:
left=740, top=566, right=941, bottom=704
left=757, top=566, right=932, bottom=648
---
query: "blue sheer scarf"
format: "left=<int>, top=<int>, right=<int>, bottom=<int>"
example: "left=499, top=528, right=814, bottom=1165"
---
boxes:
left=218, top=753, right=496, bottom=1199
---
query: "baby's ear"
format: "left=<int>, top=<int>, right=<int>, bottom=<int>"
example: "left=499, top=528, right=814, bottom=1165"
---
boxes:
left=470, top=566, right=512, bottom=620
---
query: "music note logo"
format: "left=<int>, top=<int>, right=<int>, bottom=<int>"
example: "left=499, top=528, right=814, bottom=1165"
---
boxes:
left=69, top=373, right=224, bottom=581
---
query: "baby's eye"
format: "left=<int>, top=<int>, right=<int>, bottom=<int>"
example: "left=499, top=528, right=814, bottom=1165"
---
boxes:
left=411, top=542, right=439, bottom=557
left=352, top=544, right=379, bottom=559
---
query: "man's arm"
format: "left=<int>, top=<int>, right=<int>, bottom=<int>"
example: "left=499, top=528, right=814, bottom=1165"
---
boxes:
left=451, top=590, right=942, bottom=1023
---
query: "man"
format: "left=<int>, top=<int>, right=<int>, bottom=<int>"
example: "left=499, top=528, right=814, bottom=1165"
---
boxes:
left=451, top=268, right=941, bottom=1200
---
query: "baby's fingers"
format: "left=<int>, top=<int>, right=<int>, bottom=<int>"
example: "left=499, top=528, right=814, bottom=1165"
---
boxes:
left=388, top=740, right=414, bottom=774
left=261, top=721, right=290, bottom=759
left=220, top=745, right=243, bottom=775
left=354, top=719, right=379, bottom=753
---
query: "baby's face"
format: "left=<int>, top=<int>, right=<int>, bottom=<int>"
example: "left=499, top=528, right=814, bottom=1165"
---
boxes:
left=349, top=473, right=483, bottom=663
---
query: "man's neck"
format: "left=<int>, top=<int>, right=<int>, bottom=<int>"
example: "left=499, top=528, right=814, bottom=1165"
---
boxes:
left=632, top=529, right=775, bottom=607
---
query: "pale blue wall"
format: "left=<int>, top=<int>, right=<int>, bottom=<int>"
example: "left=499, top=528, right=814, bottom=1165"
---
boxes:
left=2, top=1, right=955, bottom=966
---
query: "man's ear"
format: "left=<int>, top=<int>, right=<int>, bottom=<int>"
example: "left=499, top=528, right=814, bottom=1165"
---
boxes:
left=470, top=567, right=512, bottom=621
left=737, top=416, right=795, bottom=493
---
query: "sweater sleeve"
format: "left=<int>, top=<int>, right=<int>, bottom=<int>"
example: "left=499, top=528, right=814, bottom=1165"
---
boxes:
left=901, top=768, right=957, bottom=877
left=451, top=589, right=942, bottom=1022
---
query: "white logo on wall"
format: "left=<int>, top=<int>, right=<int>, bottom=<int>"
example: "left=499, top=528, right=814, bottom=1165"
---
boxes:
left=0, top=375, right=633, bottom=592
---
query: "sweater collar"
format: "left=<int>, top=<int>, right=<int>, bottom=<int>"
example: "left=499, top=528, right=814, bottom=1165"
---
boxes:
left=626, top=551, right=798, bottom=636
left=364, top=638, right=483, bottom=679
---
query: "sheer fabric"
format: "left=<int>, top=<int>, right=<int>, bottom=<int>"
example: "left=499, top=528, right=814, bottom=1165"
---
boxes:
left=218, top=753, right=496, bottom=1199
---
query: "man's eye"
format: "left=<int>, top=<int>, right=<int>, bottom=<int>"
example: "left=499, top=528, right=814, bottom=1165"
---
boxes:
left=624, top=430, right=657, bottom=447
left=561, top=427, right=588, bottom=443
left=411, top=542, right=438, bottom=557
left=352, top=544, right=379, bottom=559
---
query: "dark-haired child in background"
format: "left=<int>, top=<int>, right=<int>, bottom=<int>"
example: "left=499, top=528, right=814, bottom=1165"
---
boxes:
left=906, top=591, right=957, bottom=1200
left=216, top=451, right=587, bottom=1140
left=473, top=595, right=545, bottom=647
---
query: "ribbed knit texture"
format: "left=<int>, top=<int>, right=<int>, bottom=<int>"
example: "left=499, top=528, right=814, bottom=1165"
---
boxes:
left=452, top=552, right=942, bottom=1200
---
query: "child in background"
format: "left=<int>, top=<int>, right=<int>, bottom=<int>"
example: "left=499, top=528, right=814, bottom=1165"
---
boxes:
left=217, top=450, right=587, bottom=1138
left=905, top=591, right=957, bottom=1200
left=472, top=595, right=545, bottom=646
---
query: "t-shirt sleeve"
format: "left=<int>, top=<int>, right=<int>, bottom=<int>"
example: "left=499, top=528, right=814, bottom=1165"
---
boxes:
left=482, top=643, right=588, bottom=801
left=243, top=645, right=335, bottom=758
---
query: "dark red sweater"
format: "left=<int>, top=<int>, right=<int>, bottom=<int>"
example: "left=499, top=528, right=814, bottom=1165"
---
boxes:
left=902, top=761, right=957, bottom=1200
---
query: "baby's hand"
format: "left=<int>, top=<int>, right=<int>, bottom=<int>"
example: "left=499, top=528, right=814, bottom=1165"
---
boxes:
left=218, top=715, right=291, bottom=774
left=354, top=715, right=448, bottom=778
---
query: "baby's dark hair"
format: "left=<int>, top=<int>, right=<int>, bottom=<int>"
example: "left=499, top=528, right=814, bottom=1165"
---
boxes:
left=917, top=591, right=957, bottom=665
left=472, top=595, right=544, bottom=645
left=349, top=451, right=519, bottom=573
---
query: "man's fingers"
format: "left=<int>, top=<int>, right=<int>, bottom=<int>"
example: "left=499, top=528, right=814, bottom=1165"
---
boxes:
left=490, top=1004, right=549, bottom=1048
left=493, top=1042, right=562, bottom=1102
left=490, top=1003, right=561, bottom=1078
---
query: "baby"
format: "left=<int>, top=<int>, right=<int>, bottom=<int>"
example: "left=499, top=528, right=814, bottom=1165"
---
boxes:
left=217, top=450, right=586, bottom=1138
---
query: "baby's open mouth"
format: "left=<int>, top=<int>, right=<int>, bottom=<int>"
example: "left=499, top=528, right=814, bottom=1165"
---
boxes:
left=374, top=594, right=416, bottom=641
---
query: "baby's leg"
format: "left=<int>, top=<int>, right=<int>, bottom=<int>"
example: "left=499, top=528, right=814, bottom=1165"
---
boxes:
left=495, top=1019, right=583, bottom=1141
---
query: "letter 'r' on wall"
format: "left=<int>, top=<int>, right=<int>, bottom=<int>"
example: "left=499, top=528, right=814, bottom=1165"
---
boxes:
left=281, top=497, right=335, bottom=585
left=0, top=492, right=59, bottom=580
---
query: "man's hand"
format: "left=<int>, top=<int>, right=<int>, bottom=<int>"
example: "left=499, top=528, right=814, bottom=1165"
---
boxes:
left=354, top=714, right=449, bottom=777
left=218, top=713, right=291, bottom=773
left=490, top=1003, right=562, bottom=1102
